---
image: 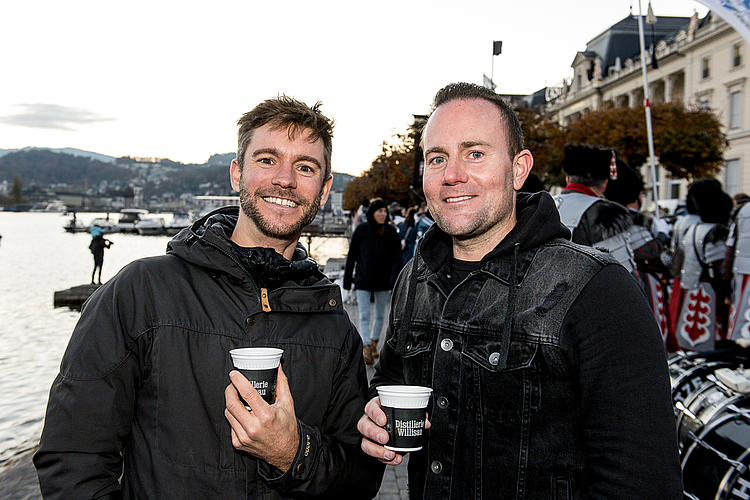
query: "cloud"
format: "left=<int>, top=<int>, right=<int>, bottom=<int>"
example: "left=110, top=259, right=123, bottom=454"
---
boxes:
left=0, top=103, right=114, bottom=131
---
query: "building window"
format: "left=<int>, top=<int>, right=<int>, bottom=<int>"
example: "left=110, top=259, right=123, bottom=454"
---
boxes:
left=669, top=181, right=681, bottom=200
left=730, top=91, right=742, bottom=129
left=726, top=159, right=741, bottom=195
left=733, top=43, right=743, bottom=68
left=702, top=57, right=711, bottom=79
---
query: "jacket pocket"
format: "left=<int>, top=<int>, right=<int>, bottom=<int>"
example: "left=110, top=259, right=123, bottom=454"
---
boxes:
left=462, top=336, right=540, bottom=423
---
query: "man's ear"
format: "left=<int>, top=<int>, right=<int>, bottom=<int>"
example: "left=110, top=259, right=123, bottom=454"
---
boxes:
left=230, top=158, right=241, bottom=193
left=513, top=150, right=534, bottom=191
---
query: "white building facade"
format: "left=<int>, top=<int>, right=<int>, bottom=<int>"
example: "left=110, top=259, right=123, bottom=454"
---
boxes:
left=546, top=11, right=750, bottom=201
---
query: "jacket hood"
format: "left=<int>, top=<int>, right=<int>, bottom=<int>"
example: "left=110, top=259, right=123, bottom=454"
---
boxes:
left=167, top=206, right=325, bottom=288
left=419, top=191, right=570, bottom=270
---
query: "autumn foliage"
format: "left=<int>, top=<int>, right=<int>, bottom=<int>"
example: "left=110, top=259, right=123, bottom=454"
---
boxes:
left=344, top=100, right=727, bottom=206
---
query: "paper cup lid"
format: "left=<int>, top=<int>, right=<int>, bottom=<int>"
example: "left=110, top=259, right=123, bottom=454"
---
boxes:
left=230, top=348, right=283, bottom=370
left=377, top=385, right=432, bottom=408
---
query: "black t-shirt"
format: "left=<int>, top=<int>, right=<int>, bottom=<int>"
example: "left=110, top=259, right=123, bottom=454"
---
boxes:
left=448, top=257, right=482, bottom=289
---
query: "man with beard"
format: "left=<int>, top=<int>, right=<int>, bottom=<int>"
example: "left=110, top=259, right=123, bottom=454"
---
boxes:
left=357, top=83, right=681, bottom=499
left=34, top=96, right=384, bottom=500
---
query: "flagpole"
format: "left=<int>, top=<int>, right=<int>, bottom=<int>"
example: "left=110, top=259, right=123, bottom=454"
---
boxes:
left=637, top=0, right=661, bottom=220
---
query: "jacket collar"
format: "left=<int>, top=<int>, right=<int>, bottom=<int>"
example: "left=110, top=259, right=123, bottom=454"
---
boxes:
left=167, top=206, right=323, bottom=288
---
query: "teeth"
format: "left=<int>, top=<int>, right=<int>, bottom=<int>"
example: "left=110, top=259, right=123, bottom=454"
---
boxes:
left=264, top=197, right=298, bottom=208
left=446, top=196, right=472, bottom=203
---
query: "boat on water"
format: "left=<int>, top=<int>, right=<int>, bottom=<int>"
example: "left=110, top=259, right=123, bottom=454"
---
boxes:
left=31, top=200, right=67, bottom=212
left=165, top=212, right=193, bottom=236
left=117, top=209, right=149, bottom=233
left=136, top=216, right=166, bottom=236
left=63, top=215, right=119, bottom=234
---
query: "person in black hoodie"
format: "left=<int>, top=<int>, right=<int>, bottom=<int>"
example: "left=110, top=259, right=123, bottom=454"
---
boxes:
left=344, top=198, right=403, bottom=365
left=357, top=82, right=681, bottom=499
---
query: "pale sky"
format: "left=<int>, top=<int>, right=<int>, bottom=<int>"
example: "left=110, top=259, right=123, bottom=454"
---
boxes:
left=1, top=0, right=708, bottom=177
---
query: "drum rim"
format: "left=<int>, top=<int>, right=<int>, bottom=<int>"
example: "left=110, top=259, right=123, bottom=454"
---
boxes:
left=716, top=445, right=750, bottom=499
left=681, top=410, right=750, bottom=468
left=677, top=379, right=750, bottom=432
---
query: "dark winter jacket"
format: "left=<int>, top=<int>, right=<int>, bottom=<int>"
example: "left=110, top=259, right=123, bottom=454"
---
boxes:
left=371, top=191, right=682, bottom=499
left=343, top=204, right=402, bottom=291
left=34, top=206, right=383, bottom=500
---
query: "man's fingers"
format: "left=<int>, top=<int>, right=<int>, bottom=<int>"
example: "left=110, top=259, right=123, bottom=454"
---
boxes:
left=229, top=370, right=264, bottom=411
left=364, top=396, right=386, bottom=427
left=357, top=413, right=390, bottom=446
left=360, top=435, right=402, bottom=465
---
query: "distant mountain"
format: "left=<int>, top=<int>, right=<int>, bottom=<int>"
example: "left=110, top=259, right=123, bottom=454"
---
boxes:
left=0, top=149, right=133, bottom=188
left=0, top=148, right=355, bottom=199
left=0, top=147, right=117, bottom=164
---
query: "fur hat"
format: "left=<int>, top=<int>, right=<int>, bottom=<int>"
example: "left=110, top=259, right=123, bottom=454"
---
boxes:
left=563, top=144, right=615, bottom=180
left=604, top=160, right=644, bottom=207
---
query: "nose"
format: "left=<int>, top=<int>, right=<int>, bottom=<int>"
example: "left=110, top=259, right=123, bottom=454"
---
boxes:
left=442, top=158, right=469, bottom=185
left=272, top=161, right=297, bottom=189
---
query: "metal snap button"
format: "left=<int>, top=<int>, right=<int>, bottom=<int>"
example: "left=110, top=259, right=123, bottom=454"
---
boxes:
left=489, top=352, right=500, bottom=366
left=406, top=342, right=413, bottom=351
left=328, top=298, right=337, bottom=307
left=431, top=461, right=442, bottom=474
left=440, top=338, right=453, bottom=351
left=246, top=317, right=254, bottom=326
left=296, top=462, right=307, bottom=474
left=437, top=396, right=449, bottom=409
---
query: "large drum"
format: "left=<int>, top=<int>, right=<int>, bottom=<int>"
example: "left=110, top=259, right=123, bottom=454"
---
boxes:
left=682, top=411, right=750, bottom=500
left=677, top=373, right=750, bottom=449
left=669, top=353, right=735, bottom=407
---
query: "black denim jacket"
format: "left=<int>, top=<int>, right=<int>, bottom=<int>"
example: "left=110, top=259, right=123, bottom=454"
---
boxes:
left=371, top=192, right=682, bottom=500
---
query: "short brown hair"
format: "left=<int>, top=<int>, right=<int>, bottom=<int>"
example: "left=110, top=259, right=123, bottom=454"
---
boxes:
left=425, top=82, right=524, bottom=161
left=236, top=95, right=334, bottom=179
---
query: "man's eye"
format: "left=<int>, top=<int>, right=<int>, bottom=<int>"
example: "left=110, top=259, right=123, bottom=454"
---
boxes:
left=298, top=164, right=315, bottom=174
left=469, top=151, right=483, bottom=159
left=258, top=157, right=274, bottom=164
left=430, top=157, right=446, bottom=165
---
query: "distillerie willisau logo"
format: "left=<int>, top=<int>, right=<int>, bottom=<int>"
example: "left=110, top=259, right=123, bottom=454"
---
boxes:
left=394, top=418, right=425, bottom=437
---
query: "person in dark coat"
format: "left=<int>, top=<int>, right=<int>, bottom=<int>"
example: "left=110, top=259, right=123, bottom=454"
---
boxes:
left=344, top=198, right=403, bottom=365
left=34, top=95, right=384, bottom=500
left=88, top=224, right=113, bottom=285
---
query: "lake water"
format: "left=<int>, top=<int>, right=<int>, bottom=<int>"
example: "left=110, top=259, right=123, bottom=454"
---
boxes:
left=0, top=211, right=349, bottom=472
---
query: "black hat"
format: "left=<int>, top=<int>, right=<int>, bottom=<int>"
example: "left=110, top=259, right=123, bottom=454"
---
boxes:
left=604, top=160, right=644, bottom=206
left=563, top=144, right=615, bottom=180
left=366, top=198, right=390, bottom=224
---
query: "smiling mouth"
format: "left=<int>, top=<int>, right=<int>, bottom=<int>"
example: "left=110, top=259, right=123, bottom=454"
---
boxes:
left=445, top=195, right=474, bottom=203
left=263, top=196, right=299, bottom=208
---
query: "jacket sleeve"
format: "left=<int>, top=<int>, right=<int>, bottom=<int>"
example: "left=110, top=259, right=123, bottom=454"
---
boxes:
left=258, top=319, right=385, bottom=499
left=34, top=278, right=144, bottom=500
left=561, top=264, right=683, bottom=500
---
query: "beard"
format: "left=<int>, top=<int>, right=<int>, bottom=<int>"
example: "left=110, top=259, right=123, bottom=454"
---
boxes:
left=238, top=183, right=322, bottom=240
left=430, top=174, right=516, bottom=242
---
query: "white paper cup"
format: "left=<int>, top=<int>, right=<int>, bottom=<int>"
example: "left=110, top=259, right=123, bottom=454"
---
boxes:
left=230, top=348, right=283, bottom=404
left=377, top=385, right=432, bottom=452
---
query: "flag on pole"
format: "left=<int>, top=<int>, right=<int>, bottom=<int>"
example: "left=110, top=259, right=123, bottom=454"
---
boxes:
left=694, top=0, right=750, bottom=44
left=483, top=74, right=497, bottom=91
left=493, top=40, right=502, bottom=56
